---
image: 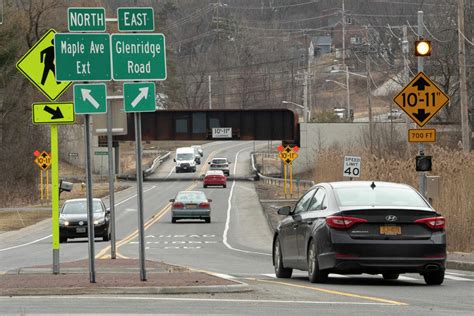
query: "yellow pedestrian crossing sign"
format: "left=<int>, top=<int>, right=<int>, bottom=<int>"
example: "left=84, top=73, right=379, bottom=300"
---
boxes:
left=16, top=29, right=72, bottom=101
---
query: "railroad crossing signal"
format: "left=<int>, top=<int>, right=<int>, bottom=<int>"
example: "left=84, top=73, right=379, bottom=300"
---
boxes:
left=393, top=72, right=449, bottom=127
left=278, top=145, right=298, bottom=164
left=35, top=151, right=51, bottom=171
left=16, top=29, right=72, bottom=101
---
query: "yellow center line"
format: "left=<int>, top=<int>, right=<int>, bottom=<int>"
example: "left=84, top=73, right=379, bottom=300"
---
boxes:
left=256, top=279, right=408, bottom=306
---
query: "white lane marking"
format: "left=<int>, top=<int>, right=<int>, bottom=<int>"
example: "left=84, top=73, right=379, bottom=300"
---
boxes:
left=396, top=276, right=418, bottom=281
left=211, top=273, right=236, bottom=280
left=0, top=235, right=51, bottom=252
left=6, top=296, right=396, bottom=306
left=446, top=271, right=469, bottom=276
left=262, top=273, right=277, bottom=278
left=444, top=275, right=474, bottom=281
left=223, top=145, right=272, bottom=257
left=165, top=166, right=175, bottom=179
left=0, top=186, right=157, bottom=252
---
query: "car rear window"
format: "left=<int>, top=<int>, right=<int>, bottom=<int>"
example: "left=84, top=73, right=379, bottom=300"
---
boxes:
left=62, top=201, right=103, bottom=214
left=176, top=191, right=206, bottom=202
left=334, top=187, right=428, bottom=208
left=212, top=159, right=227, bottom=164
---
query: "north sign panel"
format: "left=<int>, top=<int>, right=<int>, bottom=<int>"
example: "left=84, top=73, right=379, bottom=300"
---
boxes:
left=16, top=29, right=72, bottom=101
left=55, top=33, right=111, bottom=81
left=393, top=72, right=449, bottom=127
left=32, top=102, right=75, bottom=124
left=68, top=7, right=106, bottom=32
left=111, top=34, right=167, bottom=81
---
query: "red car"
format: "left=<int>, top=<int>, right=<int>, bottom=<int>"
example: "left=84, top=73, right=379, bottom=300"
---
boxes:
left=203, top=170, right=227, bottom=188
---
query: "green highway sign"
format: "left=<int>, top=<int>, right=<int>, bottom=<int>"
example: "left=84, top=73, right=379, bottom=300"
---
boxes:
left=32, top=102, right=75, bottom=125
left=55, top=33, right=111, bottom=81
left=118, top=7, right=154, bottom=32
left=68, top=7, right=106, bottom=32
left=123, top=82, right=156, bottom=113
left=111, top=34, right=167, bottom=81
left=95, top=151, right=109, bottom=156
left=73, top=83, right=107, bottom=114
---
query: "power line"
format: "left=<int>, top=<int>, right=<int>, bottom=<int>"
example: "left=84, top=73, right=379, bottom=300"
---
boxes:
left=221, top=0, right=321, bottom=10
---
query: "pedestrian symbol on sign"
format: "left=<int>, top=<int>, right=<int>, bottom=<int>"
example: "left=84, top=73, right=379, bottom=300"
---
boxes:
left=40, top=40, right=59, bottom=86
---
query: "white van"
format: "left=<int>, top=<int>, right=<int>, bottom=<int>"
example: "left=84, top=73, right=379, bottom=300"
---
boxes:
left=174, top=147, right=197, bottom=173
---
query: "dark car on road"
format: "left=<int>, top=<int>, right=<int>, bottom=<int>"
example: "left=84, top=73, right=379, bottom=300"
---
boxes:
left=273, top=181, right=446, bottom=285
left=59, top=198, right=111, bottom=243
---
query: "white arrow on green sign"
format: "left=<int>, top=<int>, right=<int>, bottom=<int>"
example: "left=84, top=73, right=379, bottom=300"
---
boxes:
left=117, top=7, right=154, bottom=32
left=73, top=83, right=107, bottom=114
left=55, top=33, right=111, bottom=81
left=111, top=34, right=166, bottom=81
left=123, top=82, right=156, bottom=113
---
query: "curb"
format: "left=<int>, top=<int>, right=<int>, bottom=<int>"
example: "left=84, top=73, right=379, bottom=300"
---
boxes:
left=0, top=282, right=251, bottom=296
left=446, top=260, right=474, bottom=272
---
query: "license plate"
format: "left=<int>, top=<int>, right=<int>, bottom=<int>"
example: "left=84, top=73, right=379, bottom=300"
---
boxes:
left=76, top=227, right=86, bottom=233
left=186, top=204, right=197, bottom=209
left=380, top=225, right=401, bottom=235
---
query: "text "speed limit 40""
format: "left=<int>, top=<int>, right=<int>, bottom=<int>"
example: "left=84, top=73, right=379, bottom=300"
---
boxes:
left=343, top=156, right=361, bottom=178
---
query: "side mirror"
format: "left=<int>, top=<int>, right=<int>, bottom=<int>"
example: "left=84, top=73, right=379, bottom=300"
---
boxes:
left=169, top=199, right=175, bottom=203
left=208, top=161, right=211, bottom=164
left=106, top=210, right=111, bottom=215
left=277, top=206, right=292, bottom=216
left=228, top=162, right=232, bottom=164
left=173, top=158, right=176, bottom=162
left=208, top=199, right=212, bottom=202
left=59, top=180, right=73, bottom=196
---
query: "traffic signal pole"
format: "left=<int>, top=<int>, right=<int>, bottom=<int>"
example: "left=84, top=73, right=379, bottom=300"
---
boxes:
left=417, top=11, right=426, bottom=197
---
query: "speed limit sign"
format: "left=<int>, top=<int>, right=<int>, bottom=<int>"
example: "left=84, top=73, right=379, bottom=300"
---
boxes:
left=343, top=156, right=361, bottom=178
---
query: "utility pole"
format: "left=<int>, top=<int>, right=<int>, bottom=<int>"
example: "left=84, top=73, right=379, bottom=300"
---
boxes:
left=366, top=26, right=373, bottom=153
left=458, top=0, right=471, bottom=152
left=208, top=75, right=212, bottom=109
left=304, top=33, right=309, bottom=122
left=345, top=65, right=350, bottom=119
left=417, top=11, right=426, bottom=196
left=342, top=0, right=346, bottom=66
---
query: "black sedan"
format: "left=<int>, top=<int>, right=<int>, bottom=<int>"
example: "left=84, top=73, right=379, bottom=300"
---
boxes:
left=273, top=181, right=446, bottom=285
left=59, top=198, right=111, bottom=243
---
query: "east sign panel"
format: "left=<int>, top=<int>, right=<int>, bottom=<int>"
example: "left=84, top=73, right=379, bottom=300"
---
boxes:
left=54, top=33, right=111, bottom=81
left=117, top=7, right=154, bottom=32
left=111, top=34, right=167, bottom=81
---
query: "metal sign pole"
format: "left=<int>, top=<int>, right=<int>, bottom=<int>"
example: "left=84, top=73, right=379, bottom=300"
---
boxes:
left=134, top=112, right=147, bottom=281
left=51, top=125, right=60, bottom=274
left=417, top=11, right=426, bottom=197
left=106, top=99, right=117, bottom=259
left=84, top=114, right=96, bottom=283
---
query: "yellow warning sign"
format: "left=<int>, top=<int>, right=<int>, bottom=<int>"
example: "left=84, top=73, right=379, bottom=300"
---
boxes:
left=35, top=151, right=51, bottom=171
left=16, top=29, right=72, bottom=101
left=408, top=129, right=436, bottom=143
left=279, top=146, right=298, bottom=164
left=393, top=72, right=449, bottom=127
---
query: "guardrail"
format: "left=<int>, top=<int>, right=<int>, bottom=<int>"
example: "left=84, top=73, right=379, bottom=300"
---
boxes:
left=250, top=153, right=314, bottom=197
left=143, top=152, right=171, bottom=177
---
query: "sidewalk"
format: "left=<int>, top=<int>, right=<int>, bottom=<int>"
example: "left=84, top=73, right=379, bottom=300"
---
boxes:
left=0, top=259, right=250, bottom=296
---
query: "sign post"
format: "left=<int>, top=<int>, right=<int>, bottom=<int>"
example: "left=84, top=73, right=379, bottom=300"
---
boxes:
left=278, top=145, right=299, bottom=196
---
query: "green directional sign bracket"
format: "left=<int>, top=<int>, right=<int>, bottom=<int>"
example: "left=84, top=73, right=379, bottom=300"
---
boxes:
left=55, top=33, right=111, bottom=81
left=32, top=102, right=75, bottom=124
left=73, top=83, right=107, bottom=114
left=68, top=7, right=106, bottom=32
left=123, top=82, right=156, bottom=113
left=111, top=34, right=167, bottom=81
left=118, top=7, right=154, bottom=32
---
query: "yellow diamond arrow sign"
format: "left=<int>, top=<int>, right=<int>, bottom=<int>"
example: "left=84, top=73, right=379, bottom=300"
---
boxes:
left=32, top=102, right=75, bottom=125
left=16, top=29, right=72, bottom=101
left=393, top=72, right=449, bottom=127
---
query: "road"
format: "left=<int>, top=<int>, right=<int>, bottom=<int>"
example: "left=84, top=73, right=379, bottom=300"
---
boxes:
left=1, top=141, right=474, bottom=315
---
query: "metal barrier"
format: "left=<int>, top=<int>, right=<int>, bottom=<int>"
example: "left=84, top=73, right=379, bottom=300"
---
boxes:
left=143, top=152, right=171, bottom=177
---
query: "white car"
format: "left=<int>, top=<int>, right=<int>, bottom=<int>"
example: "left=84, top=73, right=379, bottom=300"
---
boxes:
left=209, top=158, right=231, bottom=176
left=388, top=109, right=403, bottom=120
left=192, top=145, right=203, bottom=157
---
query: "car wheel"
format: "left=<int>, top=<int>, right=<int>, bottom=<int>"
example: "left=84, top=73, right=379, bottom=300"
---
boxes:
left=223, top=184, right=226, bottom=188
left=205, top=217, right=211, bottom=223
left=203, top=184, right=207, bottom=188
left=176, top=169, right=180, bottom=173
left=171, top=217, right=177, bottom=224
left=382, top=273, right=399, bottom=280
left=103, top=233, right=110, bottom=242
left=273, top=237, right=292, bottom=278
left=307, top=239, right=328, bottom=283
left=423, top=270, right=445, bottom=285
left=59, top=236, right=67, bottom=243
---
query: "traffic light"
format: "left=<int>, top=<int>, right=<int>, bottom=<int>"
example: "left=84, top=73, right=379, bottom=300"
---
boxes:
left=415, top=40, right=432, bottom=57
left=416, top=155, right=432, bottom=171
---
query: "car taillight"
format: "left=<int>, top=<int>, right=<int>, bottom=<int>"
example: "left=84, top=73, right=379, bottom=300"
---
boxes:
left=326, top=216, right=367, bottom=230
left=199, top=202, right=210, bottom=209
left=415, top=216, right=445, bottom=229
left=173, top=202, right=184, bottom=209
